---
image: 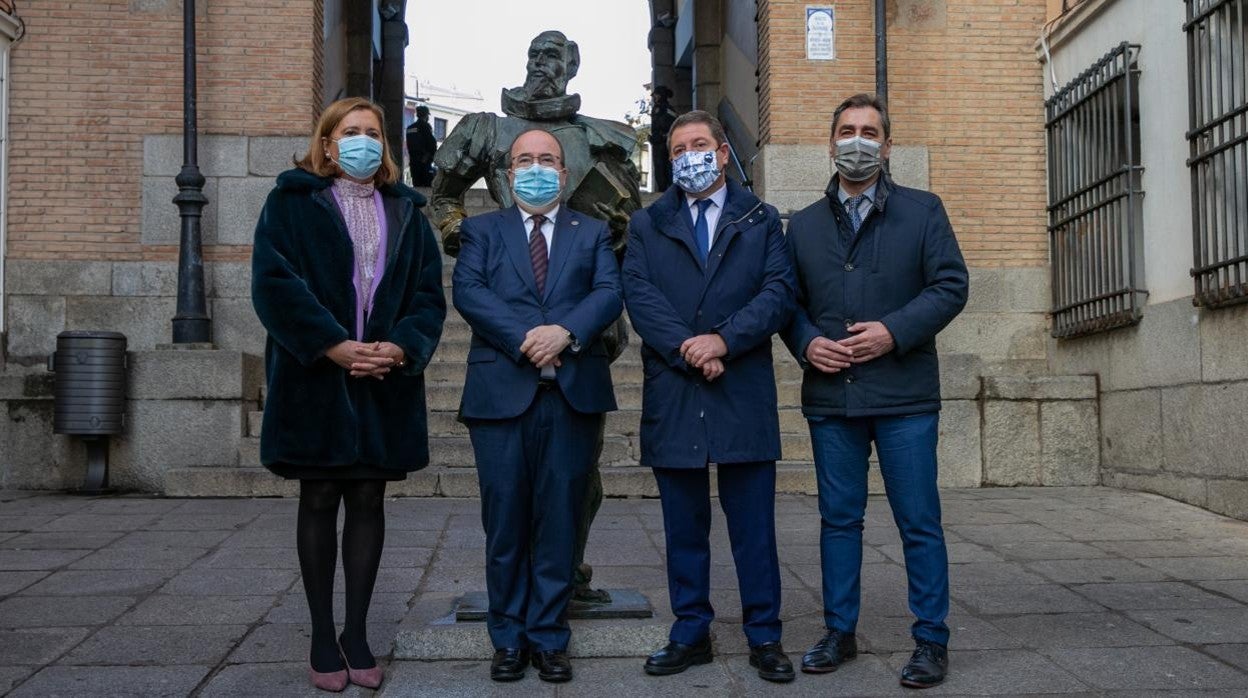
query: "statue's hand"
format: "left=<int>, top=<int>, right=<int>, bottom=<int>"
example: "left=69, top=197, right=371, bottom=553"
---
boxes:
left=593, top=201, right=631, bottom=256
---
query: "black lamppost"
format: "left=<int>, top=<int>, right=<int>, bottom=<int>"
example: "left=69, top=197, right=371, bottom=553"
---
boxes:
left=171, top=0, right=210, bottom=345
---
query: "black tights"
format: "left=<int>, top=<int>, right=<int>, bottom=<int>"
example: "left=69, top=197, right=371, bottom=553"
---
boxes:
left=297, top=478, right=387, bottom=672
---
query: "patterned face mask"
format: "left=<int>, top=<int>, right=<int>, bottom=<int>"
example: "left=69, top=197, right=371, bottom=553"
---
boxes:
left=671, top=149, right=722, bottom=195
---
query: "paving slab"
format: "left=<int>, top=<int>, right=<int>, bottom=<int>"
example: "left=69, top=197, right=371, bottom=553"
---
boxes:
left=18, top=569, right=174, bottom=596
left=1070, top=581, right=1245, bottom=611
left=0, top=595, right=136, bottom=628
left=0, top=666, right=35, bottom=693
left=227, top=621, right=399, bottom=663
left=1204, top=643, right=1248, bottom=673
left=1126, top=608, right=1248, bottom=644
left=992, top=540, right=1110, bottom=561
left=950, top=584, right=1104, bottom=615
left=1025, top=558, right=1173, bottom=584
left=159, top=567, right=300, bottom=595
left=0, top=531, right=124, bottom=550
left=35, top=514, right=161, bottom=532
left=1138, top=556, right=1248, bottom=581
left=1197, top=580, right=1248, bottom=603
left=191, top=546, right=301, bottom=569
left=0, top=570, right=48, bottom=595
left=66, top=546, right=209, bottom=570
left=379, top=659, right=556, bottom=697
left=990, top=612, right=1171, bottom=648
left=0, top=548, right=91, bottom=571
left=117, top=595, right=278, bottom=626
left=108, top=529, right=235, bottom=549
left=0, top=627, right=91, bottom=665
left=1045, top=646, right=1248, bottom=690
left=61, top=624, right=250, bottom=665
left=8, top=664, right=210, bottom=697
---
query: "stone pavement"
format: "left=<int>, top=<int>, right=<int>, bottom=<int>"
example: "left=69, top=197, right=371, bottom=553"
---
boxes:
left=2, top=486, right=1248, bottom=696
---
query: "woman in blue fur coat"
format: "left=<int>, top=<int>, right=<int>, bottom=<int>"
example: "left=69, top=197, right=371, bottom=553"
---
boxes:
left=251, top=97, right=445, bottom=691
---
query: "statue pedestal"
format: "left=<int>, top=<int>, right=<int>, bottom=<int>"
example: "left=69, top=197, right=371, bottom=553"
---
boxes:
left=454, top=589, right=653, bottom=622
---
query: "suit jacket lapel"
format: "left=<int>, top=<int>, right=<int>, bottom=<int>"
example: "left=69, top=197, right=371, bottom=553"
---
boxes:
left=703, top=182, right=753, bottom=282
left=498, top=206, right=540, bottom=299
left=542, top=210, right=575, bottom=302
left=654, top=188, right=702, bottom=267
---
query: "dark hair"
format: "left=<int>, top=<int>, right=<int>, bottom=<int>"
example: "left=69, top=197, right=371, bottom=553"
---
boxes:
left=831, top=94, right=890, bottom=140
left=507, top=128, right=565, bottom=166
left=667, top=109, right=727, bottom=152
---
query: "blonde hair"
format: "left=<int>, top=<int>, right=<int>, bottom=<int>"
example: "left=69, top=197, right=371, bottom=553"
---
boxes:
left=295, top=97, right=400, bottom=186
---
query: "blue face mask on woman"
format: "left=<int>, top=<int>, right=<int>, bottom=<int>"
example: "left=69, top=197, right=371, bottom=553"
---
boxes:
left=512, top=164, right=563, bottom=208
left=671, top=149, right=722, bottom=195
left=333, top=135, right=383, bottom=180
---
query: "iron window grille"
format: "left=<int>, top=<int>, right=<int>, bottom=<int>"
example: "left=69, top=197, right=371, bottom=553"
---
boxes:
left=1186, top=0, right=1248, bottom=308
left=1045, top=42, right=1147, bottom=339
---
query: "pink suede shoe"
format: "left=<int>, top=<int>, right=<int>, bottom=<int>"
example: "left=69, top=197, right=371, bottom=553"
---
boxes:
left=308, top=665, right=348, bottom=693
left=339, top=640, right=384, bottom=689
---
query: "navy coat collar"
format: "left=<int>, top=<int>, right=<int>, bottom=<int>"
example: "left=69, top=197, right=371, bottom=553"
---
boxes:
left=651, top=179, right=763, bottom=271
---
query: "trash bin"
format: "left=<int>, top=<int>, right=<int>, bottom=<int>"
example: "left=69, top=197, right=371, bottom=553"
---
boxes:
left=48, top=331, right=127, bottom=493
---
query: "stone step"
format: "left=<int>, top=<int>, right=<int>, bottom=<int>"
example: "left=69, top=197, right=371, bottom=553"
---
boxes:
left=421, top=378, right=805, bottom=413
left=424, top=406, right=812, bottom=438
left=420, top=354, right=806, bottom=384
left=163, top=461, right=828, bottom=499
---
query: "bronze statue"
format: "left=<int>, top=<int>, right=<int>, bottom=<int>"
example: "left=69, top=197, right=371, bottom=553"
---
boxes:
left=431, top=30, right=641, bottom=604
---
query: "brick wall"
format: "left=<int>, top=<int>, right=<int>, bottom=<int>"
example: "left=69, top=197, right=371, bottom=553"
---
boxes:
left=5, top=0, right=319, bottom=263
left=758, top=0, right=1049, bottom=267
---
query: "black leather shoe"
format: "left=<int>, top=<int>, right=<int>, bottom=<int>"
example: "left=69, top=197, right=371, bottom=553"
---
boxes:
left=749, top=642, right=795, bottom=683
left=900, top=639, right=948, bottom=689
left=643, top=638, right=713, bottom=676
left=802, top=629, right=858, bottom=673
left=531, top=649, right=573, bottom=683
left=489, top=648, right=529, bottom=682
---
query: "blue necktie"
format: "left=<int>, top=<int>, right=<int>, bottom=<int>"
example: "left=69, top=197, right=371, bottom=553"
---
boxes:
left=694, top=198, right=713, bottom=264
left=846, top=194, right=866, bottom=233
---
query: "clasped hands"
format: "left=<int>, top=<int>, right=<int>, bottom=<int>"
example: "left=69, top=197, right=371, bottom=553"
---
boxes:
left=804, top=321, right=894, bottom=374
left=520, top=325, right=571, bottom=368
left=681, top=333, right=727, bottom=382
left=326, top=340, right=406, bottom=380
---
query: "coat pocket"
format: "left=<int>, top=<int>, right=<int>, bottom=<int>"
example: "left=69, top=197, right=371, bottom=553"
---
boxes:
left=466, top=347, right=497, bottom=363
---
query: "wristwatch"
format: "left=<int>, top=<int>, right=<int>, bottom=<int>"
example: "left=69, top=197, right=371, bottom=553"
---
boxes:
left=566, top=329, right=581, bottom=353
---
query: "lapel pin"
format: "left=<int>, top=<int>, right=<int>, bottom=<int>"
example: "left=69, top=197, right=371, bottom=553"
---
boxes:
left=571, top=220, right=579, bottom=226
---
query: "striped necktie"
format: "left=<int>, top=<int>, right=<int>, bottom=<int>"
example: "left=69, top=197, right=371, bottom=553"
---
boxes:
left=846, top=194, right=866, bottom=233
left=529, top=213, right=548, bottom=295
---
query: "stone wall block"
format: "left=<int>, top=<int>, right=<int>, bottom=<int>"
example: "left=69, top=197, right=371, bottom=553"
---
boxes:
left=248, top=137, right=306, bottom=176
left=128, top=350, right=263, bottom=400
left=888, top=145, right=930, bottom=190
left=142, top=135, right=185, bottom=177
left=1200, top=303, right=1248, bottom=383
left=112, top=400, right=244, bottom=490
left=141, top=176, right=219, bottom=245
left=938, top=353, right=982, bottom=400
left=1206, top=480, right=1248, bottom=520
left=5, top=295, right=66, bottom=358
left=938, top=311, right=1047, bottom=362
left=0, top=400, right=84, bottom=489
left=143, top=134, right=245, bottom=177
left=5, top=260, right=112, bottom=296
left=938, top=399, right=982, bottom=488
left=1106, top=297, right=1201, bottom=392
left=64, top=296, right=175, bottom=351
left=216, top=177, right=273, bottom=246
left=210, top=262, right=252, bottom=299
left=1101, top=388, right=1163, bottom=473
left=1161, top=383, right=1248, bottom=479
left=982, top=400, right=1041, bottom=486
left=1040, top=400, right=1099, bottom=486
left=1104, top=471, right=1208, bottom=508
left=982, top=375, right=1097, bottom=401
left=111, top=261, right=179, bottom=297
left=211, top=299, right=266, bottom=356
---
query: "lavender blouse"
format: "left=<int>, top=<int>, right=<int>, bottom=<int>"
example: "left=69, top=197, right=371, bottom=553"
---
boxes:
left=330, top=179, right=388, bottom=341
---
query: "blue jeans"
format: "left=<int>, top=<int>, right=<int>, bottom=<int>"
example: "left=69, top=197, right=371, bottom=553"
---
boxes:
left=808, top=412, right=950, bottom=645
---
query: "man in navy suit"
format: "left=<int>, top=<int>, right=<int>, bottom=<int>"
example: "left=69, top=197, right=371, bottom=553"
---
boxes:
left=622, top=111, right=797, bottom=683
left=453, top=129, right=622, bottom=684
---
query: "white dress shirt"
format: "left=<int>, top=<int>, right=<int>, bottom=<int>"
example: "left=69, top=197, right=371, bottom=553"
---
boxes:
left=685, top=184, right=728, bottom=250
left=521, top=204, right=558, bottom=258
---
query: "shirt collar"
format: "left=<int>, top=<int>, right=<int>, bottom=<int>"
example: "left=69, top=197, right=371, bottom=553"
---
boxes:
left=521, top=204, right=560, bottom=227
left=685, top=183, right=727, bottom=212
left=837, top=182, right=877, bottom=207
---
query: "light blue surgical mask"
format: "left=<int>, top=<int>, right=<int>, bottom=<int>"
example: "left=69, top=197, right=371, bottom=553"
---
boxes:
left=671, top=149, right=722, bottom=195
left=512, top=164, right=563, bottom=208
left=333, top=135, right=383, bottom=180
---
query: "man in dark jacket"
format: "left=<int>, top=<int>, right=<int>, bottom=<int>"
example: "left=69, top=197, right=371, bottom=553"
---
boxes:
left=782, top=94, right=968, bottom=689
left=623, top=110, right=797, bottom=683
left=405, top=106, right=437, bottom=186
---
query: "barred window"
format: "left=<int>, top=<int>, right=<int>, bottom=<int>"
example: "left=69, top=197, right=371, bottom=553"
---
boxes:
left=1186, top=0, right=1248, bottom=308
left=1045, top=43, right=1146, bottom=339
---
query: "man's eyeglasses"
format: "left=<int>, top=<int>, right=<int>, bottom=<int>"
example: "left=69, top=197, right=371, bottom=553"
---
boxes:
left=513, top=154, right=561, bottom=169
